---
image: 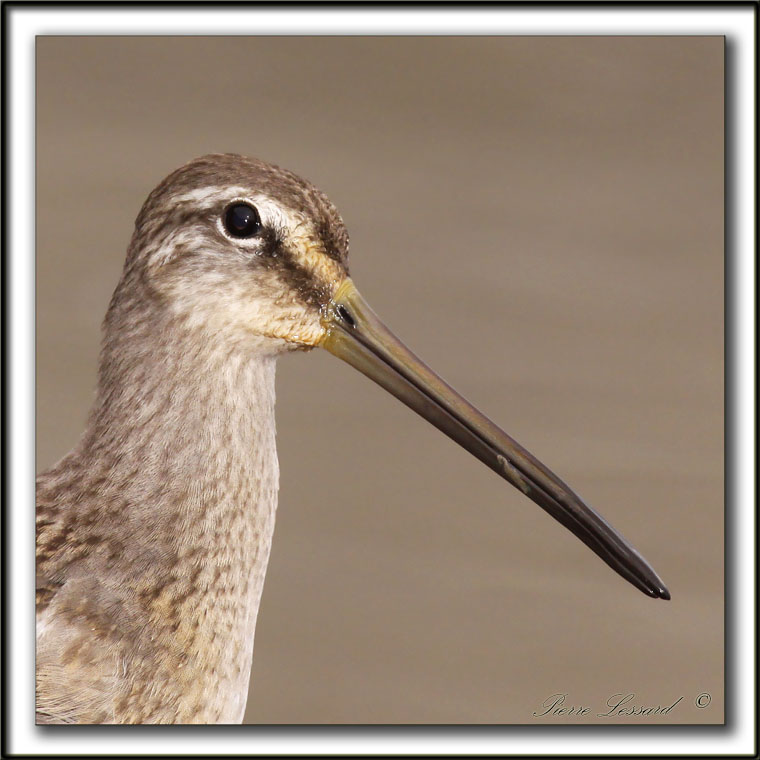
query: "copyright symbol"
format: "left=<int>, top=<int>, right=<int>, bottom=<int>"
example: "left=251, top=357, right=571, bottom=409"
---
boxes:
left=695, top=692, right=711, bottom=708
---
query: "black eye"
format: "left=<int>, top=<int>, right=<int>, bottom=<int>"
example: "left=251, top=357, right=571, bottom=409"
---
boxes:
left=223, top=203, right=261, bottom=238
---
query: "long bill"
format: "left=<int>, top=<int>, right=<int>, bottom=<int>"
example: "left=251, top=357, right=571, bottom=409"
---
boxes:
left=320, top=278, right=670, bottom=600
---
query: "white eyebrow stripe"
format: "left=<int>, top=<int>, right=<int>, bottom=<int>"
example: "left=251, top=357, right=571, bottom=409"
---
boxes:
left=158, top=185, right=344, bottom=282
left=248, top=196, right=304, bottom=235
left=170, top=186, right=304, bottom=236
left=170, top=186, right=249, bottom=205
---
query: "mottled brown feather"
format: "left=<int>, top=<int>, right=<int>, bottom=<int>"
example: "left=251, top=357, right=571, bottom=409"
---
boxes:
left=36, top=155, right=349, bottom=723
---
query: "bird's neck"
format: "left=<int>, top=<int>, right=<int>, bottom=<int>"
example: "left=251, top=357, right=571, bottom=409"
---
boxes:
left=56, top=326, right=282, bottom=722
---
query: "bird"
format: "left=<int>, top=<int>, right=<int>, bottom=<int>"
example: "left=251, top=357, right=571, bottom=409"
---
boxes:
left=36, top=153, right=670, bottom=725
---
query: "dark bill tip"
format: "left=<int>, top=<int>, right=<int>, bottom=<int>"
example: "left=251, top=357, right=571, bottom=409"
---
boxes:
left=321, top=279, right=670, bottom=601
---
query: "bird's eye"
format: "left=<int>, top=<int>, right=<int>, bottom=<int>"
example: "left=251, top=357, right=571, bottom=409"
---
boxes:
left=223, top=203, right=261, bottom=238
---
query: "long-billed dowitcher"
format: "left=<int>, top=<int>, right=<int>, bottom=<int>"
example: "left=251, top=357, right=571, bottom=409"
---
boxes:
left=36, top=154, right=669, bottom=724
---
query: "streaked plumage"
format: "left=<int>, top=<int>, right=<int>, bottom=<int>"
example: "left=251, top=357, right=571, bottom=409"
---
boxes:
left=37, top=154, right=668, bottom=725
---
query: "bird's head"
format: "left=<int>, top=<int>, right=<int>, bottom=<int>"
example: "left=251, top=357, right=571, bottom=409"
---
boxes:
left=124, top=153, right=351, bottom=353
left=115, top=153, right=669, bottom=601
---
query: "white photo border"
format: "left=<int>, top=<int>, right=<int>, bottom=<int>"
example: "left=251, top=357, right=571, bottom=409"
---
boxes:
left=4, top=3, right=755, bottom=757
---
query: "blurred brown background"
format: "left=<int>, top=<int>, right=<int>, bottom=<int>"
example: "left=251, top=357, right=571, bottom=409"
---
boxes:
left=36, top=37, right=723, bottom=724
